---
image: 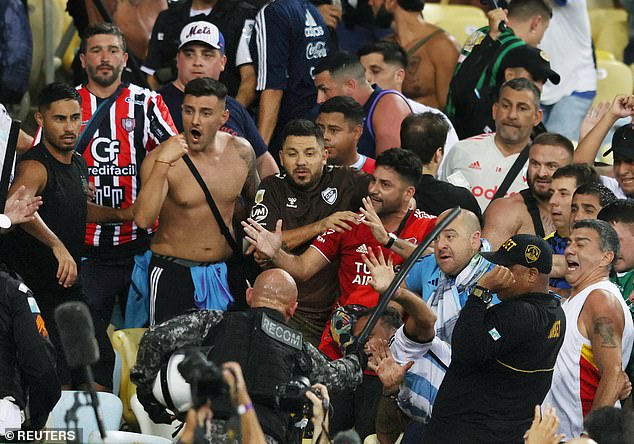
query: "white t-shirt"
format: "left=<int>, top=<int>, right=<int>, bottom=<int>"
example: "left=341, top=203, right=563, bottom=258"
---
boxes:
left=539, top=0, right=596, bottom=104
left=601, top=175, right=627, bottom=199
left=390, top=326, right=452, bottom=422
left=440, top=133, right=527, bottom=210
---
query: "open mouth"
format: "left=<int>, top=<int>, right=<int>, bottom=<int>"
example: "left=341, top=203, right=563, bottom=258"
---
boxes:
left=566, top=259, right=579, bottom=271
left=190, top=128, right=202, bottom=143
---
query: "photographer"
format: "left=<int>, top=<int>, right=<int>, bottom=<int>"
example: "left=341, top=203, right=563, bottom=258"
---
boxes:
left=131, top=269, right=363, bottom=444
left=177, top=362, right=266, bottom=444
left=306, top=384, right=330, bottom=444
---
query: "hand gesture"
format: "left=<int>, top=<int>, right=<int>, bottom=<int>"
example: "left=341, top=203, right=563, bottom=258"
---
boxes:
left=362, top=246, right=395, bottom=294
left=316, top=4, right=342, bottom=28
left=360, top=197, right=389, bottom=245
left=477, top=265, right=515, bottom=293
left=242, top=218, right=283, bottom=260
left=368, top=338, right=413, bottom=394
left=156, top=134, right=188, bottom=165
left=4, top=185, right=42, bottom=225
left=486, top=8, right=508, bottom=40
left=618, top=370, right=632, bottom=400
left=609, top=95, right=634, bottom=120
left=318, top=211, right=358, bottom=234
left=222, top=361, right=249, bottom=406
left=523, top=405, right=565, bottom=444
left=580, top=101, right=611, bottom=140
left=52, top=243, right=77, bottom=288
left=306, top=383, right=330, bottom=425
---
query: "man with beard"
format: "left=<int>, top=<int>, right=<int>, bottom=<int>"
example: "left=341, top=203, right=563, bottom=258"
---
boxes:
left=243, top=148, right=436, bottom=438
left=367, top=0, right=459, bottom=110
left=441, top=79, right=543, bottom=214
left=248, top=119, right=371, bottom=345
left=158, top=21, right=279, bottom=179
left=1, top=83, right=129, bottom=391
left=133, top=78, right=259, bottom=324
left=32, top=23, right=177, bottom=327
left=482, top=133, right=573, bottom=249
left=542, top=220, right=634, bottom=439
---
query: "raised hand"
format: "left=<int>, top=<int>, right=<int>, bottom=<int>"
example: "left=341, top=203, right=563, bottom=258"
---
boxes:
left=156, top=134, right=189, bottom=165
left=523, top=405, right=565, bottom=444
left=477, top=265, right=516, bottom=293
left=368, top=338, right=413, bottom=394
left=318, top=211, right=359, bottom=234
left=4, top=185, right=42, bottom=225
left=580, top=101, right=611, bottom=140
left=242, top=218, right=283, bottom=260
left=362, top=246, right=395, bottom=294
left=360, top=196, right=389, bottom=245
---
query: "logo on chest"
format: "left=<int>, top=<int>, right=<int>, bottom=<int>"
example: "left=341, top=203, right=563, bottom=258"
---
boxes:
left=286, top=197, right=298, bottom=208
left=321, top=187, right=337, bottom=205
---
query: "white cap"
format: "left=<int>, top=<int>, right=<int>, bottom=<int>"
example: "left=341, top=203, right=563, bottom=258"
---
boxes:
left=178, top=21, right=225, bottom=52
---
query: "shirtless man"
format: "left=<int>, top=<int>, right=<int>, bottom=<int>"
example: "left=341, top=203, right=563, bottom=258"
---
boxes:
left=368, top=0, right=459, bottom=109
left=134, top=77, right=258, bottom=324
left=482, top=133, right=573, bottom=249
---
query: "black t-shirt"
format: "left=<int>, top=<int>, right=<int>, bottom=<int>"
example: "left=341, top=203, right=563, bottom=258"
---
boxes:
left=159, top=83, right=268, bottom=157
left=426, top=292, right=566, bottom=444
left=415, top=174, right=482, bottom=221
left=143, top=0, right=257, bottom=97
left=0, top=144, right=89, bottom=294
left=249, top=166, right=371, bottom=323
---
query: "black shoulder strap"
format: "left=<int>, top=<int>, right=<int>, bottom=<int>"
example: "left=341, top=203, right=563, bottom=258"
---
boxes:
left=492, top=144, right=530, bottom=201
left=75, top=85, right=124, bottom=155
left=519, top=189, right=545, bottom=238
left=182, top=154, right=240, bottom=253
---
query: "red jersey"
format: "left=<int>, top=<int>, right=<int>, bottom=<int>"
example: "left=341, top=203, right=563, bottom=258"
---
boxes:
left=312, top=209, right=437, bottom=359
left=36, top=84, right=177, bottom=252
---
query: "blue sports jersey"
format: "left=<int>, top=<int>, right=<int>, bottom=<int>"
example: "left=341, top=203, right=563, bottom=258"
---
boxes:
left=158, top=83, right=268, bottom=157
left=253, top=0, right=329, bottom=153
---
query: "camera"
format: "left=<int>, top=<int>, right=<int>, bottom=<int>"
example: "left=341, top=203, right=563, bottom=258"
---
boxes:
left=178, top=349, right=228, bottom=408
left=276, top=376, right=324, bottom=417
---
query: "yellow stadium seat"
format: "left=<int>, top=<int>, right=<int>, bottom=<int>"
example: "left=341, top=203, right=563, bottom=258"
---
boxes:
left=423, top=4, right=487, bottom=26
left=110, top=328, right=147, bottom=428
left=589, top=9, right=627, bottom=38
left=594, top=59, right=634, bottom=105
left=364, top=433, right=403, bottom=443
left=596, top=21, right=629, bottom=63
left=595, top=49, right=616, bottom=61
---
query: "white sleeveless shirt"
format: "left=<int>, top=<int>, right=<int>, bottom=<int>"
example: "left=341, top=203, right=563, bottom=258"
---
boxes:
left=543, top=279, right=634, bottom=439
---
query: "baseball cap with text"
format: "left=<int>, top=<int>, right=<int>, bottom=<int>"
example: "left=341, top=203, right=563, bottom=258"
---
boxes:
left=480, top=234, right=553, bottom=274
left=179, top=21, right=225, bottom=53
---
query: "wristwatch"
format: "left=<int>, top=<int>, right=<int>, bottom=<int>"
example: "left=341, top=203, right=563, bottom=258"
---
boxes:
left=471, top=286, right=493, bottom=304
left=385, top=232, right=398, bottom=249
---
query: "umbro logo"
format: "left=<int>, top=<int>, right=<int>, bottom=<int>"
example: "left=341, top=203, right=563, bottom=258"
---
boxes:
left=468, top=161, right=481, bottom=169
left=356, top=244, right=369, bottom=254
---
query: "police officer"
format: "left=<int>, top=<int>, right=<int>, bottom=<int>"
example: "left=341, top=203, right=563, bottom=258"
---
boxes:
left=131, top=269, right=364, bottom=444
left=0, top=189, right=58, bottom=433
left=425, top=234, right=566, bottom=444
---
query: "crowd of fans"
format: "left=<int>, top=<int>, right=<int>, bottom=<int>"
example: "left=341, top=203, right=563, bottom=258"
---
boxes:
left=1, top=0, right=634, bottom=442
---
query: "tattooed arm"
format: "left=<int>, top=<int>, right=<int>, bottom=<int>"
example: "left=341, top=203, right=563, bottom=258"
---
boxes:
left=581, top=289, right=626, bottom=409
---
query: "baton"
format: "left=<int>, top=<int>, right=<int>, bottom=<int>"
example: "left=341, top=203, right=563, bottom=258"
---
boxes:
left=356, top=206, right=462, bottom=347
left=481, top=0, right=507, bottom=33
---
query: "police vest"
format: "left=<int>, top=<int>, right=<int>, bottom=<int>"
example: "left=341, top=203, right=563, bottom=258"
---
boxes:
left=205, top=307, right=306, bottom=443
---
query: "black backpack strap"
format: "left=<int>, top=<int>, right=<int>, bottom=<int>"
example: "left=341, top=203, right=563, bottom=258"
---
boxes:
left=182, top=154, right=240, bottom=253
left=492, top=144, right=530, bottom=201
left=519, top=189, right=545, bottom=238
left=75, top=85, right=124, bottom=155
